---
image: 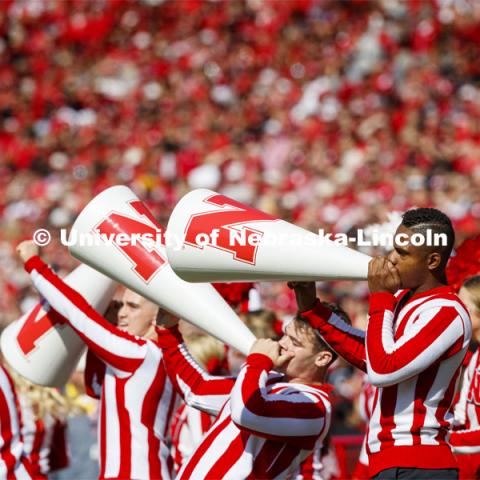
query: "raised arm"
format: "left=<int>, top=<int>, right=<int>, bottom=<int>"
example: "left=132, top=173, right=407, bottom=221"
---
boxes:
left=302, top=301, right=367, bottom=372
left=18, top=242, right=147, bottom=376
left=230, top=351, right=331, bottom=449
left=366, top=292, right=470, bottom=387
left=288, top=282, right=367, bottom=372
left=156, top=326, right=235, bottom=416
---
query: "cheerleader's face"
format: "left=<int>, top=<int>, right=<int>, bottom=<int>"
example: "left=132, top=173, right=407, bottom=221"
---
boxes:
left=117, top=289, right=157, bottom=338
left=278, top=320, right=330, bottom=381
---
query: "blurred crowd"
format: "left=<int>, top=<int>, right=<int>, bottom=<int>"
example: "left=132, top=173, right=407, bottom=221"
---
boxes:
left=1, top=0, right=480, bottom=475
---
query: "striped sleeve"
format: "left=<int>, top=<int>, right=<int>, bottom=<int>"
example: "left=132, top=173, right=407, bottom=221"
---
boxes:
left=156, top=327, right=235, bottom=415
left=230, top=353, right=331, bottom=447
left=449, top=427, right=480, bottom=454
left=24, top=256, right=147, bottom=376
left=301, top=300, right=367, bottom=372
left=454, top=350, right=477, bottom=427
left=0, top=371, right=17, bottom=478
left=366, top=293, right=468, bottom=387
left=0, top=366, right=35, bottom=479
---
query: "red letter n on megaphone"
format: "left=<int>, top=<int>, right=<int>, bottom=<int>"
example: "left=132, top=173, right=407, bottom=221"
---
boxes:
left=184, top=194, right=277, bottom=265
left=95, top=200, right=167, bottom=283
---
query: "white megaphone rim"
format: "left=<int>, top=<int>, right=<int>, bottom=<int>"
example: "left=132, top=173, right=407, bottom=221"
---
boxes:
left=0, top=264, right=117, bottom=387
left=69, top=185, right=152, bottom=280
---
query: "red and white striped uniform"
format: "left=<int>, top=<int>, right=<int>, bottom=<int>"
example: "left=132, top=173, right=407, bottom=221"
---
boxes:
left=297, top=443, right=340, bottom=480
left=19, top=395, right=69, bottom=477
left=449, top=348, right=480, bottom=479
left=297, top=448, right=324, bottom=480
left=157, top=326, right=332, bottom=480
left=0, top=365, right=36, bottom=479
left=352, top=375, right=376, bottom=478
left=302, top=287, right=471, bottom=477
left=358, top=375, right=376, bottom=428
left=19, top=397, right=56, bottom=476
left=170, top=402, right=214, bottom=473
left=25, top=257, right=178, bottom=480
left=450, top=348, right=480, bottom=452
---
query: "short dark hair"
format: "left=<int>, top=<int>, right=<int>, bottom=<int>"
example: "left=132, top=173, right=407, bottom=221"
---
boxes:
left=401, top=208, right=454, bottom=265
left=295, top=302, right=351, bottom=366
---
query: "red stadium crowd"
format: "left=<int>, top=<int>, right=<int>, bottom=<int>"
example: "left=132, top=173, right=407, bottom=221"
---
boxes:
left=1, top=0, right=480, bottom=478
left=1, top=0, right=480, bottom=321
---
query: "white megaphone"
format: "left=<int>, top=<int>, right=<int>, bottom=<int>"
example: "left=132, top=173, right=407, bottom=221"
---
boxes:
left=166, top=189, right=371, bottom=282
left=68, top=186, right=256, bottom=356
left=1, top=265, right=116, bottom=387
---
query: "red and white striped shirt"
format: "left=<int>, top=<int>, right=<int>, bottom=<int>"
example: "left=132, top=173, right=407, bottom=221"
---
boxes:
left=170, top=402, right=214, bottom=473
left=0, top=365, right=36, bottom=479
left=19, top=394, right=69, bottom=477
left=25, top=257, right=178, bottom=480
left=355, top=374, right=376, bottom=472
left=302, top=287, right=471, bottom=477
left=157, top=326, right=332, bottom=479
left=297, top=443, right=340, bottom=480
left=19, top=397, right=58, bottom=476
left=358, top=375, right=376, bottom=426
left=450, top=348, right=480, bottom=453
